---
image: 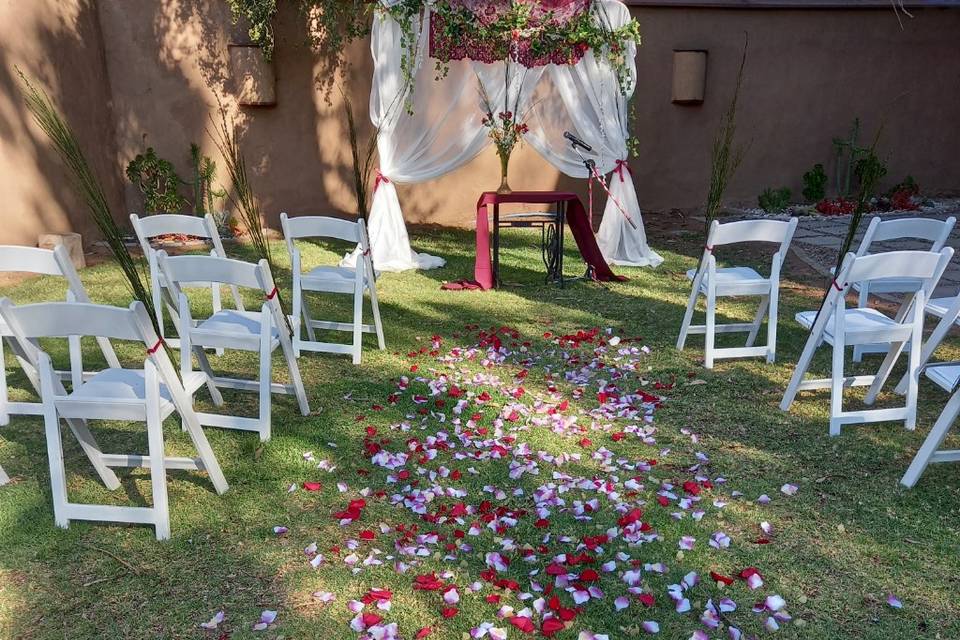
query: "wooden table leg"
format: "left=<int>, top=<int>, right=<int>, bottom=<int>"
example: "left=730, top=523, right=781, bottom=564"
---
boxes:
left=493, top=204, right=501, bottom=288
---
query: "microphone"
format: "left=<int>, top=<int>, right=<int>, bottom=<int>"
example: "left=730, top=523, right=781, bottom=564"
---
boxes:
left=564, top=131, right=592, bottom=152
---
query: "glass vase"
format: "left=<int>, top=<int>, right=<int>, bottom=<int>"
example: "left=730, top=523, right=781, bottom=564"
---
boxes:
left=497, top=150, right=512, bottom=195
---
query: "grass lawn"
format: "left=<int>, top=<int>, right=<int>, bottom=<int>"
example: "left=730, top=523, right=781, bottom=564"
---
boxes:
left=0, top=223, right=958, bottom=640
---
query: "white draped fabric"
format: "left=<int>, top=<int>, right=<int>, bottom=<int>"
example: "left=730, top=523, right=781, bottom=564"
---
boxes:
left=347, top=0, right=661, bottom=272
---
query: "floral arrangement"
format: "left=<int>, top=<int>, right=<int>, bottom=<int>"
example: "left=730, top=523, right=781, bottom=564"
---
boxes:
left=428, top=0, right=640, bottom=94
left=227, top=1, right=641, bottom=100
left=478, top=67, right=531, bottom=193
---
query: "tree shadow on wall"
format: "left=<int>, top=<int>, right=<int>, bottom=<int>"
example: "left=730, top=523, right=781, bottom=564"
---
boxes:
left=0, top=0, right=125, bottom=243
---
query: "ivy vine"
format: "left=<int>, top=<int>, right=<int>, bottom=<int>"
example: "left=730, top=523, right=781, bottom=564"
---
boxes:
left=226, top=1, right=641, bottom=101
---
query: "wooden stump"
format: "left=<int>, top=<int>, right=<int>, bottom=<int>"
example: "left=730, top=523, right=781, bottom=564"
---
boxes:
left=38, top=232, right=85, bottom=269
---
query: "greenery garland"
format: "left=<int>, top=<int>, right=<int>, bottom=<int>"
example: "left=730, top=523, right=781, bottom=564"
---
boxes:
left=226, top=1, right=641, bottom=99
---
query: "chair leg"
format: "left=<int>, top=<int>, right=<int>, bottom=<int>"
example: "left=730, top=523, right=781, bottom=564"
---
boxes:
left=0, top=464, right=9, bottom=486
left=258, top=318, right=272, bottom=442
left=904, top=312, right=923, bottom=431
left=767, top=287, right=780, bottom=364
left=704, top=288, right=716, bottom=369
left=301, top=298, right=318, bottom=343
left=145, top=362, right=170, bottom=541
left=829, top=341, right=845, bottom=437
left=901, top=387, right=960, bottom=487
left=676, top=283, right=700, bottom=351
left=864, top=341, right=906, bottom=405
left=0, top=339, right=9, bottom=427
left=369, top=283, right=386, bottom=351
left=63, top=418, right=122, bottom=491
left=192, top=347, right=225, bottom=407
left=352, top=280, right=364, bottom=365
left=745, top=296, right=769, bottom=348
left=853, top=286, right=869, bottom=362
left=40, top=365, right=69, bottom=529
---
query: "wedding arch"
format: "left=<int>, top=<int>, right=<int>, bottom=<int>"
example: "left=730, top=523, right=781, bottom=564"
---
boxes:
left=343, top=0, right=664, bottom=272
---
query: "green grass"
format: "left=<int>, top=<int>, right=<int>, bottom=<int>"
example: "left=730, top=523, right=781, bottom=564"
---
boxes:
left=0, top=226, right=959, bottom=639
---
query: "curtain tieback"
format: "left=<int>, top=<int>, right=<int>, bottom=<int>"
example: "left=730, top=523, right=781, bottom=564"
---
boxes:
left=613, top=159, right=632, bottom=183
left=374, top=170, right=391, bottom=193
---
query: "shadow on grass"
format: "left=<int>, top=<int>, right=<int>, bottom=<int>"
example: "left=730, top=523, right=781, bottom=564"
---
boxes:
left=0, top=225, right=959, bottom=638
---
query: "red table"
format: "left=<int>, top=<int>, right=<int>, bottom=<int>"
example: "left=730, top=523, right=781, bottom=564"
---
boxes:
left=447, top=191, right=624, bottom=290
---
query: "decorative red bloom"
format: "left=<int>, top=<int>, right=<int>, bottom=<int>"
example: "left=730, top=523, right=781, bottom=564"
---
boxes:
left=413, top=573, right=446, bottom=591
left=332, top=498, right=365, bottom=522
left=510, top=616, right=536, bottom=633
left=541, top=618, right=566, bottom=636
left=710, top=571, right=735, bottom=586
left=682, top=480, right=701, bottom=495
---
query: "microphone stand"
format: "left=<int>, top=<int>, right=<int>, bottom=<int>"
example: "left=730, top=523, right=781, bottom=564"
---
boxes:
left=569, top=141, right=637, bottom=231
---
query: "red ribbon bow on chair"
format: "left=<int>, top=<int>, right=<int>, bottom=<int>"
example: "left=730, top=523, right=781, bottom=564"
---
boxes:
left=374, top=170, right=390, bottom=194
left=613, top=159, right=632, bottom=183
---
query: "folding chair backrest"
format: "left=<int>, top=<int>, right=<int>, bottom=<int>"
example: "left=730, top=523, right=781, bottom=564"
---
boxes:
left=856, top=216, right=956, bottom=256
left=0, top=245, right=66, bottom=276
left=158, top=253, right=266, bottom=293
left=130, top=214, right=219, bottom=250
left=840, top=249, right=953, bottom=299
left=1, top=301, right=146, bottom=345
left=280, top=213, right=367, bottom=256
left=0, top=245, right=89, bottom=299
left=707, top=219, right=798, bottom=249
left=0, top=299, right=190, bottom=418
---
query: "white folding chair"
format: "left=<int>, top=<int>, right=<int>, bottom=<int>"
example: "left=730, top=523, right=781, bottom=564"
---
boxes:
left=0, top=299, right=228, bottom=540
left=0, top=245, right=121, bottom=486
left=780, top=248, right=953, bottom=436
left=900, top=362, right=960, bottom=487
left=280, top=214, right=385, bottom=364
left=677, top=218, right=798, bottom=368
left=845, top=216, right=956, bottom=361
left=158, top=252, right=309, bottom=441
left=130, top=213, right=244, bottom=352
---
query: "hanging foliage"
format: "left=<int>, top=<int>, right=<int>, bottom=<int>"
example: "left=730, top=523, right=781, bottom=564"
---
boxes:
left=226, top=1, right=641, bottom=98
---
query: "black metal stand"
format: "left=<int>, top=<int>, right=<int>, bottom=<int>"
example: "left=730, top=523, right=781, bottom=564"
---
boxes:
left=492, top=201, right=566, bottom=288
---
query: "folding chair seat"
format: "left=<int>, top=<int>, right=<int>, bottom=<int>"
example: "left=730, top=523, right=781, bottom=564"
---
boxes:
left=0, top=299, right=228, bottom=540
left=677, top=217, right=798, bottom=368
left=780, top=248, right=953, bottom=436
left=280, top=213, right=385, bottom=364
left=685, top=266, right=771, bottom=295
left=0, top=245, right=121, bottom=486
left=842, top=216, right=956, bottom=361
left=158, top=252, right=309, bottom=441
left=130, top=213, right=244, bottom=351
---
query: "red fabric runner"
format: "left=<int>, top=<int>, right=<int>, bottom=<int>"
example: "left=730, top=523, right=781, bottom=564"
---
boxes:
left=443, top=191, right=625, bottom=290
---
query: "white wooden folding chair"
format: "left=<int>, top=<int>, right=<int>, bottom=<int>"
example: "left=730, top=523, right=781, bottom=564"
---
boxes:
left=158, top=252, right=309, bottom=441
left=0, top=245, right=121, bottom=486
left=677, top=218, right=798, bottom=368
left=0, top=299, right=228, bottom=540
left=130, top=213, right=244, bottom=352
left=780, top=248, right=953, bottom=436
left=280, top=214, right=385, bottom=364
left=899, top=362, right=960, bottom=487
left=845, top=216, right=956, bottom=361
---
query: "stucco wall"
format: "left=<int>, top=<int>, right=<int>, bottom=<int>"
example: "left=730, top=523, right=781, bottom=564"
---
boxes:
left=0, top=0, right=123, bottom=246
left=630, top=6, right=960, bottom=211
left=1, top=2, right=958, bottom=246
